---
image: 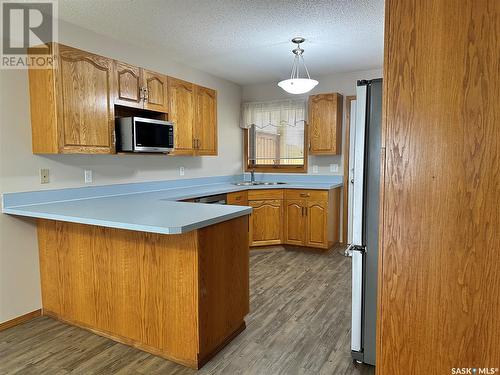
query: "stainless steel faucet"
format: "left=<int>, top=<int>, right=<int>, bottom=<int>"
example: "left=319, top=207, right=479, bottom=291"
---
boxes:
left=250, top=168, right=255, bottom=183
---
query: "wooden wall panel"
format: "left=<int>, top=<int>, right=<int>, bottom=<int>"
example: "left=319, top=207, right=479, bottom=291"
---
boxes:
left=377, top=0, right=500, bottom=374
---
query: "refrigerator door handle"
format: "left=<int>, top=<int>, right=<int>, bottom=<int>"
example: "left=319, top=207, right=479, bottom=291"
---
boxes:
left=351, top=246, right=365, bottom=353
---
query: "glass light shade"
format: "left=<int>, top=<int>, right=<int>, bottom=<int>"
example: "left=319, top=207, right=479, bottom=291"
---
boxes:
left=278, top=78, right=319, bottom=94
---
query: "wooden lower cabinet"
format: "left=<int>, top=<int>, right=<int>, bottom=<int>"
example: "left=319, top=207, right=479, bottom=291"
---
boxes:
left=227, top=191, right=248, bottom=206
left=306, top=201, right=329, bottom=248
left=248, top=199, right=283, bottom=246
left=248, top=188, right=340, bottom=250
left=284, top=199, right=307, bottom=245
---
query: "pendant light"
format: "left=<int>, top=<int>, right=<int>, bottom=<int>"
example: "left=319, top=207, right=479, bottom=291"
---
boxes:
left=278, top=37, right=318, bottom=94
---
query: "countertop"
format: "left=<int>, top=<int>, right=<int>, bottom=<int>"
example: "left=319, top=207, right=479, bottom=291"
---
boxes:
left=2, top=175, right=343, bottom=234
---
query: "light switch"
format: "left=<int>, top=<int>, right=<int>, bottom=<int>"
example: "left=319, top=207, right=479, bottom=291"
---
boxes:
left=179, top=167, right=185, bottom=176
left=330, top=164, right=339, bottom=173
left=312, top=165, right=319, bottom=174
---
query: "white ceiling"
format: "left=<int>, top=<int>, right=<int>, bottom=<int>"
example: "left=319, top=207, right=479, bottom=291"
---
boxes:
left=58, top=0, right=384, bottom=85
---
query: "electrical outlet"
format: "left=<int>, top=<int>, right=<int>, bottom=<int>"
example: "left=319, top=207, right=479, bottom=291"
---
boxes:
left=179, top=166, right=185, bottom=176
left=40, top=168, right=49, bottom=184
left=312, top=165, right=319, bottom=174
left=330, top=163, right=339, bottom=173
left=84, top=170, right=93, bottom=184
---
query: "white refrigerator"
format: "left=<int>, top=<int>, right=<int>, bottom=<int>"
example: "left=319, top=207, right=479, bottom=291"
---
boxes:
left=348, top=78, right=382, bottom=366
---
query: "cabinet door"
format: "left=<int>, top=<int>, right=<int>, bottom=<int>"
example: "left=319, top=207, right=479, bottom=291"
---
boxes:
left=194, top=85, right=217, bottom=155
left=143, top=69, right=168, bottom=113
left=56, top=45, right=114, bottom=153
left=308, top=93, right=343, bottom=155
left=284, top=199, right=306, bottom=246
left=113, top=61, right=142, bottom=109
left=168, top=77, right=195, bottom=154
left=249, top=200, right=282, bottom=246
left=306, top=201, right=329, bottom=248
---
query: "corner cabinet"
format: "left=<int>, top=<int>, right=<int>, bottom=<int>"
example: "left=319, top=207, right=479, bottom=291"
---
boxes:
left=29, top=44, right=115, bottom=154
left=308, top=93, right=343, bottom=155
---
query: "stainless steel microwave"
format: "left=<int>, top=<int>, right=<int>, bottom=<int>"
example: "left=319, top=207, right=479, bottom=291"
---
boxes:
left=116, top=117, right=174, bottom=153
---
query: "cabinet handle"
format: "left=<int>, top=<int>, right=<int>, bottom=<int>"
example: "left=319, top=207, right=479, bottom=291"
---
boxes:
left=197, top=139, right=200, bottom=149
left=192, top=138, right=196, bottom=149
left=235, top=196, right=241, bottom=201
left=143, top=87, right=148, bottom=102
left=300, top=193, right=310, bottom=198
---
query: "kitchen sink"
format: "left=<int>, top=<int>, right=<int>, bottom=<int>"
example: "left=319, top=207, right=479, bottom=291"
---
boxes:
left=233, top=181, right=287, bottom=186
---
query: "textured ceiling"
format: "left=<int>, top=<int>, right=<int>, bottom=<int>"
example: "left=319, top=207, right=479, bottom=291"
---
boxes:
left=58, top=0, right=384, bottom=85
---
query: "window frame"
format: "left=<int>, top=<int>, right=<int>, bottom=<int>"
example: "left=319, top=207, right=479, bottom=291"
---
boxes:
left=243, top=124, right=309, bottom=173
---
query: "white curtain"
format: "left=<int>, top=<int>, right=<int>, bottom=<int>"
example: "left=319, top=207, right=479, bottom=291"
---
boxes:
left=240, top=99, right=307, bottom=129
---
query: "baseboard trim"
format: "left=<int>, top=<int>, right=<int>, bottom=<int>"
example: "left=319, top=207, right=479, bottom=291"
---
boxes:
left=0, top=309, right=42, bottom=331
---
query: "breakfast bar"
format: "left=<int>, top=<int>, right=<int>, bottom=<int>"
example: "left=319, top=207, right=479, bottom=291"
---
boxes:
left=2, top=174, right=342, bottom=369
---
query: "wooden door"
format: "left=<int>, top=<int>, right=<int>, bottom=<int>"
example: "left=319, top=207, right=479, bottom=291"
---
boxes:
left=308, top=93, right=343, bottom=155
left=306, top=201, right=328, bottom=248
left=56, top=45, right=114, bottom=153
left=284, top=199, right=306, bottom=245
left=249, top=200, right=282, bottom=246
left=377, top=0, right=500, bottom=374
left=113, top=61, right=142, bottom=109
left=168, top=77, right=195, bottom=154
left=143, top=69, right=168, bottom=113
left=194, top=85, right=217, bottom=155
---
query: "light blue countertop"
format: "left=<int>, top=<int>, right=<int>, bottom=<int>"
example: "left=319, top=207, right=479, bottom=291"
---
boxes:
left=2, top=174, right=343, bottom=234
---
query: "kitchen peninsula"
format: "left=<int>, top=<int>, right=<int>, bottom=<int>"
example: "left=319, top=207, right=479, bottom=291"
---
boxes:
left=2, top=174, right=342, bottom=369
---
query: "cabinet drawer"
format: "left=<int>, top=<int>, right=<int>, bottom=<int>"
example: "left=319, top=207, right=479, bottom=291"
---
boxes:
left=247, top=189, right=283, bottom=200
left=227, top=191, right=248, bottom=205
left=285, top=189, right=328, bottom=201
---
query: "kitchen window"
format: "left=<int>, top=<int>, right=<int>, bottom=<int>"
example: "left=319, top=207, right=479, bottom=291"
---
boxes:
left=241, top=99, right=308, bottom=173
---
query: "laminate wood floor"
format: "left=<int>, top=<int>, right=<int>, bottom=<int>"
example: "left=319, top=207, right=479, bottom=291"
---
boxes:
left=0, top=246, right=374, bottom=375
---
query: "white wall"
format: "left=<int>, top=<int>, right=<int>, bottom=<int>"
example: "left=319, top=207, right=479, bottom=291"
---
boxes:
left=242, top=68, right=383, bottom=174
left=0, top=21, right=243, bottom=323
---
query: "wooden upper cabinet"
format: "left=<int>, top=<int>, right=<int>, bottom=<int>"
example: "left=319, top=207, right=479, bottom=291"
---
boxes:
left=143, top=69, right=168, bottom=113
left=113, top=61, right=142, bottom=108
left=306, top=201, right=328, bottom=248
left=194, top=85, right=217, bottom=155
left=112, top=64, right=168, bottom=113
left=168, top=79, right=218, bottom=156
left=249, top=200, right=283, bottom=246
left=284, top=199, right=306, bottom=246
left=29, top=43, right=115, bottom=154
left=308, top=93, right=343, bottom=155
left=168, top=77, right=195, bottom=154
